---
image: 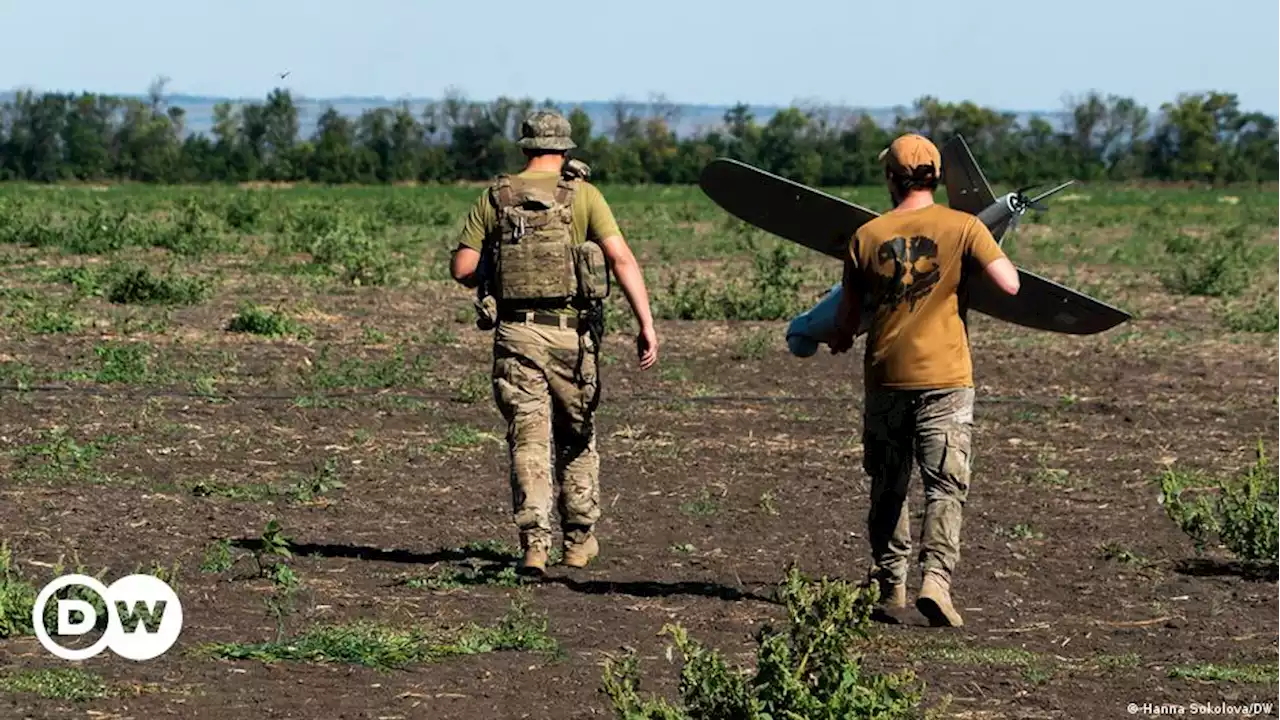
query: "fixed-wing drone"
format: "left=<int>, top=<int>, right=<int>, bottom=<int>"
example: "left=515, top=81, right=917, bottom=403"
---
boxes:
left=696, top=134, right=1132, bottom=356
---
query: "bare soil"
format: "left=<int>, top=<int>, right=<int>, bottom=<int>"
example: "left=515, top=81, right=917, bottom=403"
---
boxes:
left=0, top=297, right=1276, bottom=720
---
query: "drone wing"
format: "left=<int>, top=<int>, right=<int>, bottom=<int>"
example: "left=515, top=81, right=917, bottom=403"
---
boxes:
left=941, top=134, right=998, bottom=217
left=698, top=157, right=879, bottom=260
left=968, top=268, right=1132, bottom=335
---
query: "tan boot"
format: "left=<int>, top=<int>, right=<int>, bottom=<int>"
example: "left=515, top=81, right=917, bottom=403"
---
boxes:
left=868, top=577, right=907, bottom=623
left=916, top=572, right=964, bottom=627
left=518, top=535, right=549, bottom=578
left=562, top=534, right=599, bottom=569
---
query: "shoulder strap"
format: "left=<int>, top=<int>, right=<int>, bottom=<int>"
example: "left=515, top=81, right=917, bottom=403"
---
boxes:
left=489, top=174, right=517, bottom=208
left=554, top=176, right=578, bottom=205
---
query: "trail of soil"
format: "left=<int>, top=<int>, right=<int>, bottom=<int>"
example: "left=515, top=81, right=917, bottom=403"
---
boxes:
left=0, top=304, right=1275, bottom=719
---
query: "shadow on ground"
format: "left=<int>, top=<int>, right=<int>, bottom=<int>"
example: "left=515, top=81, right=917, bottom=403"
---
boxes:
left=228, top=538, right=779, bottom=602
left=1173, top=557, right=1278, bottom=582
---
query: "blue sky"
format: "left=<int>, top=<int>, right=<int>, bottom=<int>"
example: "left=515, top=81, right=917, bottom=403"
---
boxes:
left=2, top=0, right=1277, bottom=113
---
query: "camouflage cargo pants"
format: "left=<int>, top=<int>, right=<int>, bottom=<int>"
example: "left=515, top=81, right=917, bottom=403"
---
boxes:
left=862, top=387, right=974, bottom=586
left=491, top=318, right=601, bottom=553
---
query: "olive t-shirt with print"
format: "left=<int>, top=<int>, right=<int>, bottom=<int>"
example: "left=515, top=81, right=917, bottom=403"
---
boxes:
left=848, top=203, right=1007, bottom=390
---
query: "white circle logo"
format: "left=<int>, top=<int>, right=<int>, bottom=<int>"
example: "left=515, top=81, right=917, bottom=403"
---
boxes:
left=33, top=573, right=183, bottom=661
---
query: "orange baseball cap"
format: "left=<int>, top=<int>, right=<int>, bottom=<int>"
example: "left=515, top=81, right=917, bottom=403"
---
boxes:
left=878, top=133, right=942, bottom=180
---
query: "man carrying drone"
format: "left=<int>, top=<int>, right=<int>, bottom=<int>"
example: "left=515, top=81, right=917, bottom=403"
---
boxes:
left=830, top=134, right=1021, bottom=627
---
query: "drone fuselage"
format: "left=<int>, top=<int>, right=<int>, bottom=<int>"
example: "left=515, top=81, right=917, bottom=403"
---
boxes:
left=976, top=193, right=1022, bottom=243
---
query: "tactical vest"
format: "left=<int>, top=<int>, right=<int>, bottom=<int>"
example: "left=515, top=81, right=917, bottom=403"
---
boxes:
left=487, top=173, right=608, bottom=307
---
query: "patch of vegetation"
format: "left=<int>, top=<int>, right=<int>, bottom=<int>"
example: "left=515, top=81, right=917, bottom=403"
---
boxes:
left=0, top=668, right=111, bottom=701
left=659, top=244, right=808, bottom=321
left=1167, top=663, right=1276, bottom=684
left=200, top=540, right=235, bottom=573
left=0, top=543, right=38, bottom=638
left=452, top=370, right=490, bottom=404
left=0, top=545, right=111, bottom=639
left=399, top=539, right=523, bottom=589
left=601, top=564, right=922, bottom=719
left=429, top=424, right=493, bottom=452
left=304, top=345, right=433, bottom=389
left=757, top=490, right=780, bottom=516
left=1159, top=227, right=1263, bottom=298
left=92, top=341, right=158, bottom=383
left=288, top=458, right=346, bottom=502
left=1221, top=291, right=1279, bottom=333
left=731, top=329, right=773, bottom=361
left=678, top=488, right=720, bottom=518
left=915, top=645, right=1039, bottom=667
left=401, top=563, right=522, bottom=590
left=190, top=461, right=344, bottom=505
left=308, top=220, right=397, bottom=286
left=995, top=523, right=1044, bottom=541
left=8, top=427, right=126, bottom=484
left=199, top=600, right=558, bottom=670
left=106, top=264, right=213, bottom=305
left=1157, top=442, right=1278, bottom=569
left=227, top=303, right=311, bottom=338
left=23, top=304, right=83, bottom=335
left=190, top=478, right=278, bottom=502
left=1098, top=542, right=1154, bottom=568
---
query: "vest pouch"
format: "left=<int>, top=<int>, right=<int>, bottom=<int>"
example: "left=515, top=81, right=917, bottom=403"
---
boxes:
left=572, top=241, right=610, bottom=300
left=499, top=239, right=575, bottom=302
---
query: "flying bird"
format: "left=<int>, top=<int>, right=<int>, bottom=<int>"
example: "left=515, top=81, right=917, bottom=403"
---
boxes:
left=278, top=71, right=291, bottom=79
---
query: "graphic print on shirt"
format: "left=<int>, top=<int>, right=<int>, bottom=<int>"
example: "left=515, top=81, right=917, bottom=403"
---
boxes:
left=874, top=235, right=940, bottom=312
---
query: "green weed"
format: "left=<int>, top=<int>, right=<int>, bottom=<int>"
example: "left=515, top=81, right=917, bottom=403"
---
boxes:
left=601, top=564, right=922, bottom=718
left=1221, top=292, right=1279, bottom=333
left=199, top=600, right=557, bottom=669
left=1160, top=229, right=1255, bottom=298
left=679, top=489, right=720, bottom=517
left=227, top=303, right=311, bottom=338
left=1168, top=663, right=1276, bottom=684
left=452, top=371, right=490, bottom=404
left=200, top=540, right=235, bottom=573
left=660, top=244, right=808, bottom=321
left=105, top=264, right=213, bottom=305
left=0, top=668, right=110, bottom=701
left=304, top=345, right=433, bottom=389
left=92, top=342, right=155, bottom=383
left=308, top=220, right=397, bottom=286
left=1157, top=442, right=1278, bottom=567
left=0, top=543, right=38, bottom=638
left=288, top=458, right=346, bottom=502
left=732, top=329, right=773, bottom=361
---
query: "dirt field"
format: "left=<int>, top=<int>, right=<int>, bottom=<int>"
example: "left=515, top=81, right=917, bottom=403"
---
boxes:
left=0, top=181, right=1275, bottom=719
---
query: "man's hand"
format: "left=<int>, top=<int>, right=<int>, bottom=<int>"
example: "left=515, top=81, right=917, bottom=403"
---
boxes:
left=636, top=324, right=658, bottom=369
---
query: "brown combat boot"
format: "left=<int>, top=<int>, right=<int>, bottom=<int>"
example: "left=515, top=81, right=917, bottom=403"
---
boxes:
left=562, top=533, right=599, bottom=569
left=518, top=535, right=549, bottom=578
left=868, top=576, right=908, bottom=623
left=916, top=571, right=964, bottom=627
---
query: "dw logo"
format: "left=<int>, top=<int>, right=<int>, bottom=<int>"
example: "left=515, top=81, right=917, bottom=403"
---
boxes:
left=32, top=574, right=183, bottom=661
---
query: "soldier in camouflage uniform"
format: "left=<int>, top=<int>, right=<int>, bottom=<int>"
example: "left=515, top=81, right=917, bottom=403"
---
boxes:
left=830, top=134, right=1021, bottom=627
left=450, top=110, right=659, bottom=576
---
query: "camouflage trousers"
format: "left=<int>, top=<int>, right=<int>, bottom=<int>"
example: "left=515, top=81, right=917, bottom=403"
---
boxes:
left=491, top=318, right=601, bottom=553
left=862, top=386, right=974, bottom=587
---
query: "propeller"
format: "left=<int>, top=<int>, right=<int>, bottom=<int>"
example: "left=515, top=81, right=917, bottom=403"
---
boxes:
left=1006, top=180, right=1076, bottom=235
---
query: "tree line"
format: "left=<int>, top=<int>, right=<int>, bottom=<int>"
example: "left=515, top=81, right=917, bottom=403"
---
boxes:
left=0, top=82, right=1275, bottom=187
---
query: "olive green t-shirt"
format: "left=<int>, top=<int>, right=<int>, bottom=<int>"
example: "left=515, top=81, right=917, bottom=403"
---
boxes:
left=454, top=170, right=622, bottom=251
left=848, top=203, right=1007, bottom=390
